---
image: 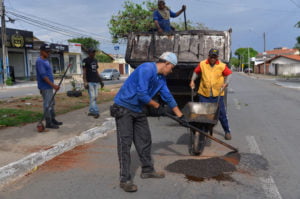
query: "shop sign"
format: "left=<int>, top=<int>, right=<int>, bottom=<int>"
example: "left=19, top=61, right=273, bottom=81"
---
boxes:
left=68, top=43, right=82, bottom=54
left=0, top=28, right=33, bottom=49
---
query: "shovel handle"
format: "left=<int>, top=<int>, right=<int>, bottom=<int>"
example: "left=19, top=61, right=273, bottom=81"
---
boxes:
left=184, top=9, right=187, bottom=31
left=165, top=112, right=238, bottom=152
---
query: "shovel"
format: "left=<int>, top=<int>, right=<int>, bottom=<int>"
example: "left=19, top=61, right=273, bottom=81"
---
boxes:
left=165, top=112, right=238, bottom=152
left=166, top=112, right=240, bottom=164
left=37, top=63, right=72, bottom=132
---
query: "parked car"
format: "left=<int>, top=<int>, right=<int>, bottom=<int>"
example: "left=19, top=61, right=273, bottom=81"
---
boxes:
left=244, top=68, right=253, bottom=73
left=100, top=69, right=120, bottom=80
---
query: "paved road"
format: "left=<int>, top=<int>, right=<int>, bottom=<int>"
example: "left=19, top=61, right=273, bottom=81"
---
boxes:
left=0, top=79, right=125, bottom=99
left=1, top=73, right=300, bottom=198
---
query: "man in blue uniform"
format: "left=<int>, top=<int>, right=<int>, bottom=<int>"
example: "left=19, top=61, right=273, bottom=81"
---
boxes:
left=111, top=52, right=188, bottom=192
left=36, top=43, right=62, bottom=129
left=153, top=0, right=186, bottom=32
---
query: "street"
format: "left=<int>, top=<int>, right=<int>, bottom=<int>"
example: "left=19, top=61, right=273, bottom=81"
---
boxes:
left=1, top=72, right=300, bottom=198
left=0, top=79, right=125, bottom=99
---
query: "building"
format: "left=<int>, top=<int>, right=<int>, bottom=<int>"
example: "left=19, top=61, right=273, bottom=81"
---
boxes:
left=0, top=28, right=33, bottom=81
left=254, top=47, right=300, bottom=74
left=268, top=55, right=300, bottom=76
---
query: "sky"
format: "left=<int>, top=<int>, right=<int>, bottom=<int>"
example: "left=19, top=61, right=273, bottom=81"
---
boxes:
left=5, top=0, right=300, bottom=56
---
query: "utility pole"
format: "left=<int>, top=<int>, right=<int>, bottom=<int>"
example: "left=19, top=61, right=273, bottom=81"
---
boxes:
left=263, top=32, right=266, bottom=75
left=248, top=47, right=250, bottom=75
left=0, top=0, right=7, bottom=85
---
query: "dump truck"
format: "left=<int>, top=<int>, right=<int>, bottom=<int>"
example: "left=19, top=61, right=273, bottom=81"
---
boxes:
left=125, top=29, right=232, bottom=107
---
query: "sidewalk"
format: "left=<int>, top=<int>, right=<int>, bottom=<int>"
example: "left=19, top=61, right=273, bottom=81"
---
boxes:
left=238, top=72, right=300, bottom=89
left=0, top=79, right=72, bottom=90
left=0, top=75, right=128, bottom=90
left=0, top=85, right=119, bottom=187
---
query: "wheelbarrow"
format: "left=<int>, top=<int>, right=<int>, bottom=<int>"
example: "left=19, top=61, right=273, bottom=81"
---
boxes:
left=166, top=88, right=238, bottom=156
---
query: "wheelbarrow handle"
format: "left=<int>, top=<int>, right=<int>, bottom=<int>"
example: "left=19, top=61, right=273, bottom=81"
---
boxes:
left=165, top=112, right=238, bottom=152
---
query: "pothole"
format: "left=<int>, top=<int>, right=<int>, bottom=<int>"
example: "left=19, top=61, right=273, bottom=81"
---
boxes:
left=165, top=158, right=236, bottom=182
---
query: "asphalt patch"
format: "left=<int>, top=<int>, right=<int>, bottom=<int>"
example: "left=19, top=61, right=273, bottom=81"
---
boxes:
left=238, top=153, right=269, bottom=171
left=165, top=158, right=236, bottom=180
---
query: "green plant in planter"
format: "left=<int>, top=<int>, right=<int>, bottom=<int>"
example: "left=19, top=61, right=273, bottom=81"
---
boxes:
left=5, top=77, right=14, bottom=86
left=67, top=78, right=82, bottom=97
left=70, top=78, right=77, bottom=91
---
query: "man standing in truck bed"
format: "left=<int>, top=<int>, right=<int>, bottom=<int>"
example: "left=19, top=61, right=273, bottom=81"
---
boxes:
left=153, top=0, right=186, bottom=33
left=189, top=48, right=232, bottom=140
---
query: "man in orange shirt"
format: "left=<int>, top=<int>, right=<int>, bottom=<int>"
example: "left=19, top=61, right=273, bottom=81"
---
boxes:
left=189, top=48, right=232, bottom=140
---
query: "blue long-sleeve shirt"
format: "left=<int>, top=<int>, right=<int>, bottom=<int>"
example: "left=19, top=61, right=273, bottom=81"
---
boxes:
left=153, top=9, right=177, bottom=32
left=36, top=57, right=54, bottom=90
left=114, top=62, right=177, bottom=113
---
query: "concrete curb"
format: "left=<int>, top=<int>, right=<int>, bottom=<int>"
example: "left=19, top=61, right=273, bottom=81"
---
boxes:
left=274, top=82, right=300, bottom=89
left=0, top=118, right=116, bottom=187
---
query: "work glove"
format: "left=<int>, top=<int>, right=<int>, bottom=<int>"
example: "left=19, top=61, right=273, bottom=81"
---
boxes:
left=178, top=115, right=189, bottom=127
left=100, top=81, right=104, bottom=89
left=154, top=105, right=166, bottom=116
left=84, top=82, right=89, bottom=90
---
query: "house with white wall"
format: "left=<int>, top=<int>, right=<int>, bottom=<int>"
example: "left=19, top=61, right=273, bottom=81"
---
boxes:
left=268, top=55, right=300, bottom=76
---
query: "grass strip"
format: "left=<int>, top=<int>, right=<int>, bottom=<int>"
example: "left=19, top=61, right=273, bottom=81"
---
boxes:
left=0, top=109, right=43, bottom=127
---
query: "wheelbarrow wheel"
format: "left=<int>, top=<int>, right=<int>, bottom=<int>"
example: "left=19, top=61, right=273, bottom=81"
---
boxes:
left=189, top=130, right=206, bottom=156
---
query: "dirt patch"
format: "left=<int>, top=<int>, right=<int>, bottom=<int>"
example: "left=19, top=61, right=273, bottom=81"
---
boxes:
left=0, top=91, right=115, bottom=113
left=0, top=86, right=119, bottom=127
left=165, top=158, right=236, bottom=181
left=38, top=143, right=97, bottom=172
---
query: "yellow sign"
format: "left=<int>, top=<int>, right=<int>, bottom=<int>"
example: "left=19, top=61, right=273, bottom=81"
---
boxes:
left=11, top=31, right=24, bottom=48
left=242, top=64, right=244, bottom=68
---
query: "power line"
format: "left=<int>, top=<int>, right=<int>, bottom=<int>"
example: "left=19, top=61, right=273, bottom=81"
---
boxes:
left=191, top=0, right=299, bottom=13
left=287, top=0, right=300, bottom=8
left=6, top=9, right=113, bottom=44
left=7, top=8, right=111, bottom=41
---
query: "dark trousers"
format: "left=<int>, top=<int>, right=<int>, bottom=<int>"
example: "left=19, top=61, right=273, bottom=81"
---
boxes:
left=115, top=108, right=154, bottom=183
left=199, top=95, right=231, bottom=133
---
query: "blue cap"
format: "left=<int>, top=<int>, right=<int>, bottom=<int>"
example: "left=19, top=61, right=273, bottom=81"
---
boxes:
left=159, top=52, right=178, bottom=65
left=209, top=48, right=219, bottom=56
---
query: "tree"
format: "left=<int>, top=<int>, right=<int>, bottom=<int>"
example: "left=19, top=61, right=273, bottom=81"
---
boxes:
left=295, top=21, right=300, bottom=28
left=108, top=0, right=156, bottom=43
left=294, top=36, right=300, bottom=50
left=171, top=20, right=208, bottom=31
left=68, top=37, right=100, bottom=51
left=234, top=48, right=258, bottom=69
left=108, top=0, right=208, bottom=42
left=96, top=53, right=113, bottom=63
left=229, top=57, right=239, bottom=70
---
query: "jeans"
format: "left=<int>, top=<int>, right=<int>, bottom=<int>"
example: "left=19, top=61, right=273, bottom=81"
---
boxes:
left=199, top=95, right=231, bottom=134
left=88, top=82, right=100, bottom=114
left=114, top=106, right=154, bottom=182
left=40, top=89, right=55, bottom=121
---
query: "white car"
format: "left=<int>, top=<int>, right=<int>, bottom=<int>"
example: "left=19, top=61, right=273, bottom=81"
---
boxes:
left=100, top=69, right=120, bottom=80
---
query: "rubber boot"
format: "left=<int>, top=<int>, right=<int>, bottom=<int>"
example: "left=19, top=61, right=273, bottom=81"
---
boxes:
left=46, top=118, right=59, bottom=129
left=52, top=118, right=63, bottom=125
